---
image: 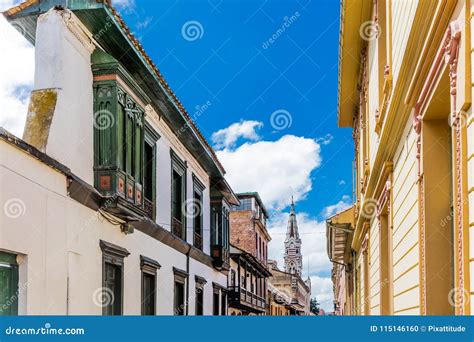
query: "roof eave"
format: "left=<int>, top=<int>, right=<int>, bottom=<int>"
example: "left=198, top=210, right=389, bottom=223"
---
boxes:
left=337, top=0, right=371, bottom=128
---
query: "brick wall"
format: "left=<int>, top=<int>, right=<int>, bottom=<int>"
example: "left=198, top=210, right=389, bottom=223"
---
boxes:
left=230, top=210, right=256, bottom=256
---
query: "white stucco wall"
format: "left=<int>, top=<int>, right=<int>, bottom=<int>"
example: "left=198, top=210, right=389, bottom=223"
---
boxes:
left=0, top=138, right=226, bottom=315
left=33, top=9, right=94, bottom=185
left=0, top=9, right=227, bottom=315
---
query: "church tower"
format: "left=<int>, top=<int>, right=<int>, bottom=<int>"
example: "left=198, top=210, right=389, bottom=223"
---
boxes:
left=284, top=197, right=303, bottom=276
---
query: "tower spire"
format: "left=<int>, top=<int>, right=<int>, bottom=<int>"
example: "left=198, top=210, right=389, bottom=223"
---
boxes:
left=284, top=196, right=302, bottom=276
left=286, top=196, right=299, bottom=240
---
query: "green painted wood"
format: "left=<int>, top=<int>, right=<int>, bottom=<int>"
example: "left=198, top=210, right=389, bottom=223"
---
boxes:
left=0, top=252, right=18, bottom=316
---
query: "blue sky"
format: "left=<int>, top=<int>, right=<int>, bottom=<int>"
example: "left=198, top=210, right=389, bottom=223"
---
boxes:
left=0, top=0, right=353, bottom=312
left=119, top=0, right=353, bottom=311
left=121, top=0, right=353, bottom=215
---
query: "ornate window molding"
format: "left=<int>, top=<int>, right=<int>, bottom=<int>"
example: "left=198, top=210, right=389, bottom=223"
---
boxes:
left=412, top=20, right=463, bottom=315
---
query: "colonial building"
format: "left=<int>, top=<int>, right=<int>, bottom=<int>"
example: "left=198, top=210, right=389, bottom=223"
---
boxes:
left=330, top=0, right=474, bottom=315
left=268, top=200, right=311, bottom=315
left=267, top=274, right=294, bottom=316
left=227, top=193, right=271, bottom=315
left=0, top=1, right=239, bottom=315
left=326, top=206, right=354, bottom=315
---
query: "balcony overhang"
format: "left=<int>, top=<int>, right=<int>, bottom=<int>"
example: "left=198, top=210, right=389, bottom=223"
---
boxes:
left=326, top=206, right=354, bottom=264
left=230, top=245, right=271, bottom=277
left=3, top=1, right=236, bottom=201
left=337, top=0, right=372, bottom=127
left=228, top=288, right=267, bottom=314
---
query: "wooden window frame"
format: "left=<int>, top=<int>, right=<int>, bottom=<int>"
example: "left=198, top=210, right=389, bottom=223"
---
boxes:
left=192, top=174, right=205, bottom=250
left=212, top=284, right=220, bottom=316
left=0, top=251, right=19, bottom=316
left=173, top=267, right=189, bottom=315
left=170, top=149, right=187, bottom=240
left=195, top=275, right=207, bottom=316
left=100, top=240, right=130, bottom=316
left=140, top=255, right=161, bottom=315
left=143, top=123, right=160, bottom=220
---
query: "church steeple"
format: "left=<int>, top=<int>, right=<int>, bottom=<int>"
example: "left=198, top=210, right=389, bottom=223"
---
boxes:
left=284, top=197, right=303, bottom=276
left=286, top=196, right=300, bottom=240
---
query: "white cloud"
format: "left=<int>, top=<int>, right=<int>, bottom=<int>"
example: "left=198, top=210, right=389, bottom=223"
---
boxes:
left=320, top=195, right=352, bottom=219
left=136, top=16, right=153, bottom=30
left=212, top=120, right=263, bottom=149
left=216, top=134, right=320, bottom=210
left=338, top=179, right=346, bottom=185
left=316, top=133, right=333, bottom=146
left=111, top=0, right=135, bottom=10
left=0, top=12, right=34, bottom=138
left=310, top=276, right=334, bottom=313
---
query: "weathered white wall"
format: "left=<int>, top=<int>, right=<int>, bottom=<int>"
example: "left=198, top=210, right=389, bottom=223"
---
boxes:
left=0, top=140, right=226, bottom=315
left=33, top=9, right=94, bottom=184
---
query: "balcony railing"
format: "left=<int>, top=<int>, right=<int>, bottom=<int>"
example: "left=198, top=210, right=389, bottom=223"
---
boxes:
left=194, top=232, right=202, bottom=250
left=228, top=286, right=266, bottom=312
left=172, top=217, right=183, bottom=239
left=144, top=198, right=154, bottom=220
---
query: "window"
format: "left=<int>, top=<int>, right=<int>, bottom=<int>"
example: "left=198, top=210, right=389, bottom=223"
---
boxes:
left=230, top=270, right=236, bottom=287
left=171, top=150, right=187, bottom=239
left=193, top=174, right=205, bottom=250
left=100, top=240, right=130, bottom=316
left=143, top=123, right=160, bottom=220
left=195, top=275, right=206, bottom=316
left=210, top=200, right=231, bottom=268
left=220, top=291, right=227, bottom=316
left=140, top=256, right=160, bottom=315
left=0, top=252, right=18, bottom=315
left=212, top=286, right=220, bottom=315
left=173, top=267, right=188, bottom=315
left=232, top=197, right=252, bottom=211
left=93, top=78, right=145, bottom=208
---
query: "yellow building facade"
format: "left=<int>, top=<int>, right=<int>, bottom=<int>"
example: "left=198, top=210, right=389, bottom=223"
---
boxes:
left=332, top=0, right=474, bottom=315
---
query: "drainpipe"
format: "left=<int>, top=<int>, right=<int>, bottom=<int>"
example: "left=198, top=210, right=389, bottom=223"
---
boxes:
left=186, top=245, right=191, bottom=315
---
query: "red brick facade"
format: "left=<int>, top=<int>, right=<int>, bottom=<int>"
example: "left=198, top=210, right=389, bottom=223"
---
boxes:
left=230, top=210, right=256, bottom=256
